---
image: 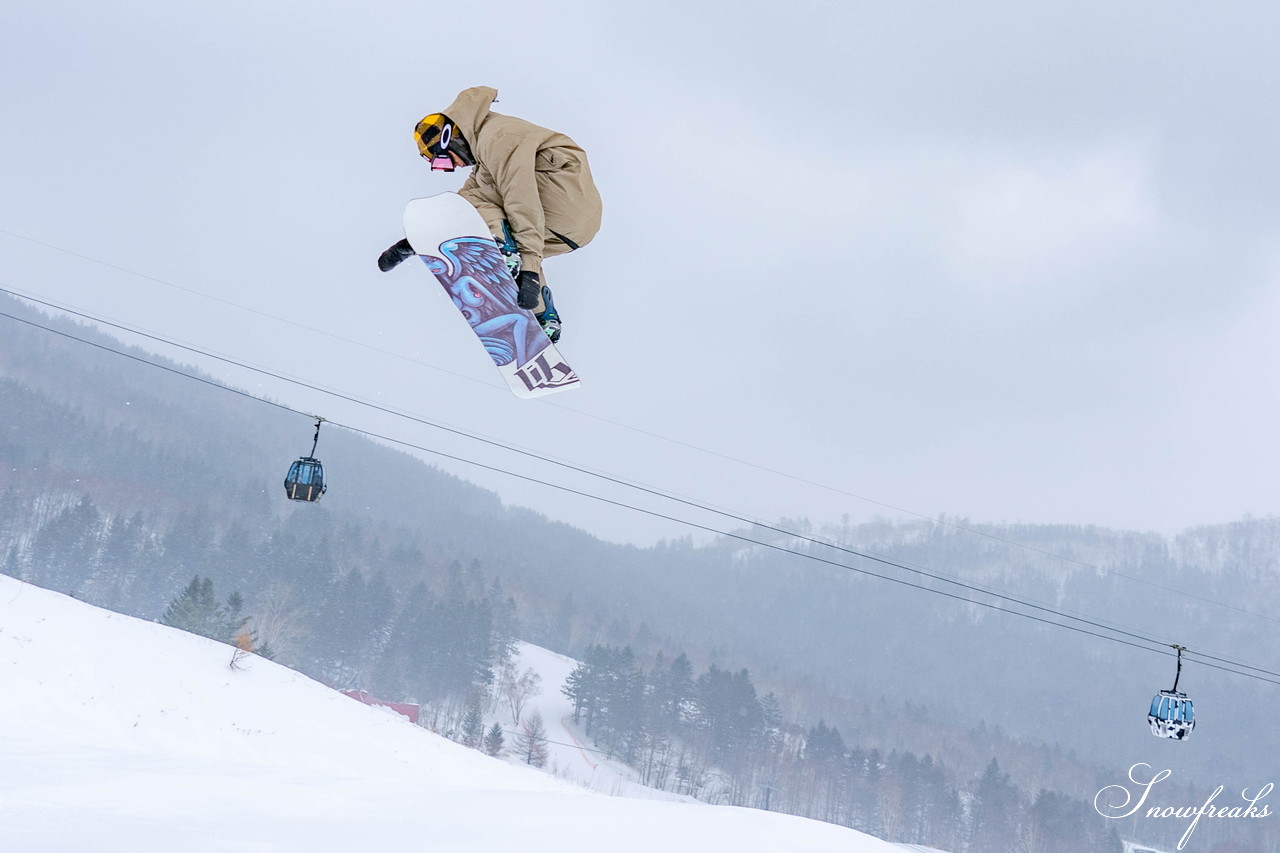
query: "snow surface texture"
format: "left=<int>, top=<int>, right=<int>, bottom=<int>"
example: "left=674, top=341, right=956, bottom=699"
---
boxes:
left=0, top=574, right=902, bottom=852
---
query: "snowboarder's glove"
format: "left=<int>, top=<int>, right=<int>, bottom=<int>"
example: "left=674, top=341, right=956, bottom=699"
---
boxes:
left=516, top=271, right=541, bottom=310
left=378, top=238, right=414, bottom=272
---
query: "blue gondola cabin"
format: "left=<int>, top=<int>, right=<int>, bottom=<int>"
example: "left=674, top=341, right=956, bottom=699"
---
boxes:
left=284, top=457, right=326, bottom=502
left=1148, top=690, right=1195, bottom=740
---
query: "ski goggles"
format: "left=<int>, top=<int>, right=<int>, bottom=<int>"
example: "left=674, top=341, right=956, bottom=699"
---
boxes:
left=415, top=114, right=457, bottom=171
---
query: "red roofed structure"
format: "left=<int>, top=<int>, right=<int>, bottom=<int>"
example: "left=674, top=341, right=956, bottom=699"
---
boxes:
left=340, top=690, right=420, bottom=725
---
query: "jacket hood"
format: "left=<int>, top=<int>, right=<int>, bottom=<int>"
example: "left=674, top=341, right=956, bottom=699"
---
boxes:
left=439, top=86, right=499, bottom=143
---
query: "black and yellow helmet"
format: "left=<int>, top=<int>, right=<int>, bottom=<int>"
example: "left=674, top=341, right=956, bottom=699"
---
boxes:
left=414, top=113, right=473, bottom=171
left=414, top=114, right=450, bottom=158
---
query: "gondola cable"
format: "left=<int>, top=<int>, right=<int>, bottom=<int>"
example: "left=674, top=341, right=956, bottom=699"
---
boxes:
left=0, top=305, right=1277, bottom=690
left=0, top=236, right=1271, bottom=631
left=0, top=298, right=1230, bottom=663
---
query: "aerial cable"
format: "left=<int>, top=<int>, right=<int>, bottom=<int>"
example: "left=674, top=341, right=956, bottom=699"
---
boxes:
left=0, top=227, right=495, bottom=389
left=0, top=234, right=1271, bottom=629
left=0, top=229, right=1265, bottom=620
left=2, top=294, right=1278, bottom=678
left=296, top=414, right=1280, bottom=688
left=5, top=291, right=1280, bottom=680
left=2, top=306, right=1278, bottom=688
left=0, top=283, right=544, bottom=456
left=0, top=289, right=1220, bottom=653
left=498, top=725, right=614, bottom=758
left=9, top=264, right=1259, bottom=657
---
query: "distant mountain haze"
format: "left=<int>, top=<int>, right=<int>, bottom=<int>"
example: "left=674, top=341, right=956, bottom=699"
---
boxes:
left=0, top=293, right=1274, bottom=852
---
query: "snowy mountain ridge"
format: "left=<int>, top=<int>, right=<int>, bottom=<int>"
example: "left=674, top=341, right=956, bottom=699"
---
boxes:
left=0, top=572, right=903, bottom=852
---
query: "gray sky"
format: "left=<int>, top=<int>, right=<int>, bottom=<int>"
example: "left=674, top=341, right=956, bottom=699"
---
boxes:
left=4, top=0, right=1279, bottom=545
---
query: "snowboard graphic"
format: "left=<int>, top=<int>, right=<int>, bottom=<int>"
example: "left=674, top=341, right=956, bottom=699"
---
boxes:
left=403, top=192, right=581, bottom=398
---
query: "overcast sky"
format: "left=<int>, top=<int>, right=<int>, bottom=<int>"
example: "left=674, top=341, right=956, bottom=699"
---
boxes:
left=4, top=1, right=1279, bottom=546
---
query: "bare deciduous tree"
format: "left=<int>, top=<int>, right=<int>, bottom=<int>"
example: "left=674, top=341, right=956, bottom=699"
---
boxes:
left=249, top=583, right=309, bottom=664
left=500, top=663, right=542, bottom=724
left=515, top=710, right=550, bottom=767
left=229, top=629, right=254, bottom=670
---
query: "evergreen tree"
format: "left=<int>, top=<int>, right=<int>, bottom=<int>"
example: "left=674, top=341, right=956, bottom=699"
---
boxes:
left=658, top=651, right=695, bottom=735
left=253, top=638, right=278, bottom=662
left=160, top=575, right=245, bottom=643
left=759, top=691, right=784, bottom=754
left=359, top=571, right=396, bottom=661
left=695, top=665, right=763, bottom=774
left=970, top=758, right=1022, bottom=853
left=911, top=754, right=961, bottom=848
left=92, top=510, right=148, bottom=609
left=310, top=569, right=368, bottom=669
left=562, top=658, right=591, bottom=725
left=598, top=646, right=646, bottom=761
left=483, top=722, right=505, bottom=757
left=461, top=698, right=485, bottom=749
left=851, top=748, right=884, bottom=835
left=804, top=719, right=847, bottom=764
left=562, top=644, right=612, bottom=733
left=373, top=580, right=433, bottom=701
left=486, top=577, right=520, bottom=675
left=28, top=495, right=102, bottom=592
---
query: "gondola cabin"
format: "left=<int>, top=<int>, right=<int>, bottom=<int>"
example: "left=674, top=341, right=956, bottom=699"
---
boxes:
left=284, top=418, right=327, bottom=502
left=1148, top=645, right=1195, bottom=740
left=284, top=456, right=326, bottom=502
left=1148, top=690, right=1195, bottom=740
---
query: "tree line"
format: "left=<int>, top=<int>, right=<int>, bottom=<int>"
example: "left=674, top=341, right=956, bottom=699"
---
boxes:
left=5, top=491, right=1274, bottom=853
left=2, top=492, right=520, bottom=735
left=559, top=642, right=1125, bottom=852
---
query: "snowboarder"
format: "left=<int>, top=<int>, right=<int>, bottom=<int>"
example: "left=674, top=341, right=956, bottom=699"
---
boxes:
left=379, top=86, right=602, bottom=342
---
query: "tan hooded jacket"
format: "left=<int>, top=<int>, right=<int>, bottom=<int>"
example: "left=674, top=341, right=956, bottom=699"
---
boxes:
left=441, top=86, right=602, bottom=277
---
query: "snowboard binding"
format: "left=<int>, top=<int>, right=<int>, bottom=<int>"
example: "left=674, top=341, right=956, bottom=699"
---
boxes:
left=497, top=221, right=521, bottom=278
left=536, top=285, right=561, bottom=343
left=401, top=193, right=579, bottom=397
left=498, top=222, right=561, bottom=343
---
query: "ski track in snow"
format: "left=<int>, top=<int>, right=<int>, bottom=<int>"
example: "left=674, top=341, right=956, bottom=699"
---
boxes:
left=0, top=574, right=905, bottom=852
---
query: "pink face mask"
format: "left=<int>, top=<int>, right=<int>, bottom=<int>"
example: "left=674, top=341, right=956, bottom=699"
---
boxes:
left=428, top=123, right=457, bottom=171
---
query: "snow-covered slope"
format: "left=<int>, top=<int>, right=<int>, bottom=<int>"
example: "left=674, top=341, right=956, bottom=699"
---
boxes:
left=0, top=574, right=902, bottom=852
left=506, top=642, right=696, bottom=801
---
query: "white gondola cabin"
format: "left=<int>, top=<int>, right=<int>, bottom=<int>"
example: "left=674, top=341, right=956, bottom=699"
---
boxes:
left=1148, top=690, right=1195, bottom=740
left=1148, top=645, right=1195, bottom=740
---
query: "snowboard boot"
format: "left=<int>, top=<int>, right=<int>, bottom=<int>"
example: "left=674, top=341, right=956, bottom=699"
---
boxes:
left=535, top=285, right=562, bottom=343
left=378, top=238, right=415, bottom=272
left=497, top=220, right=521, bottom=278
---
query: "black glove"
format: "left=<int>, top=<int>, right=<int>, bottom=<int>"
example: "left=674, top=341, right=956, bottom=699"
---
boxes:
left=378, top=238, right=414, bottom=272
left=516, top=271, right=541, bottom=310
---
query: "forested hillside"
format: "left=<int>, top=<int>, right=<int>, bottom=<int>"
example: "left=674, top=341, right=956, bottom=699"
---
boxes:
left=2, top=293, right=1275, bottom=852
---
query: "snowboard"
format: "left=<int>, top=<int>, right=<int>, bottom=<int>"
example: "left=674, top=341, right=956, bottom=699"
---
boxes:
left=402, top=192, right=581, bottom=398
